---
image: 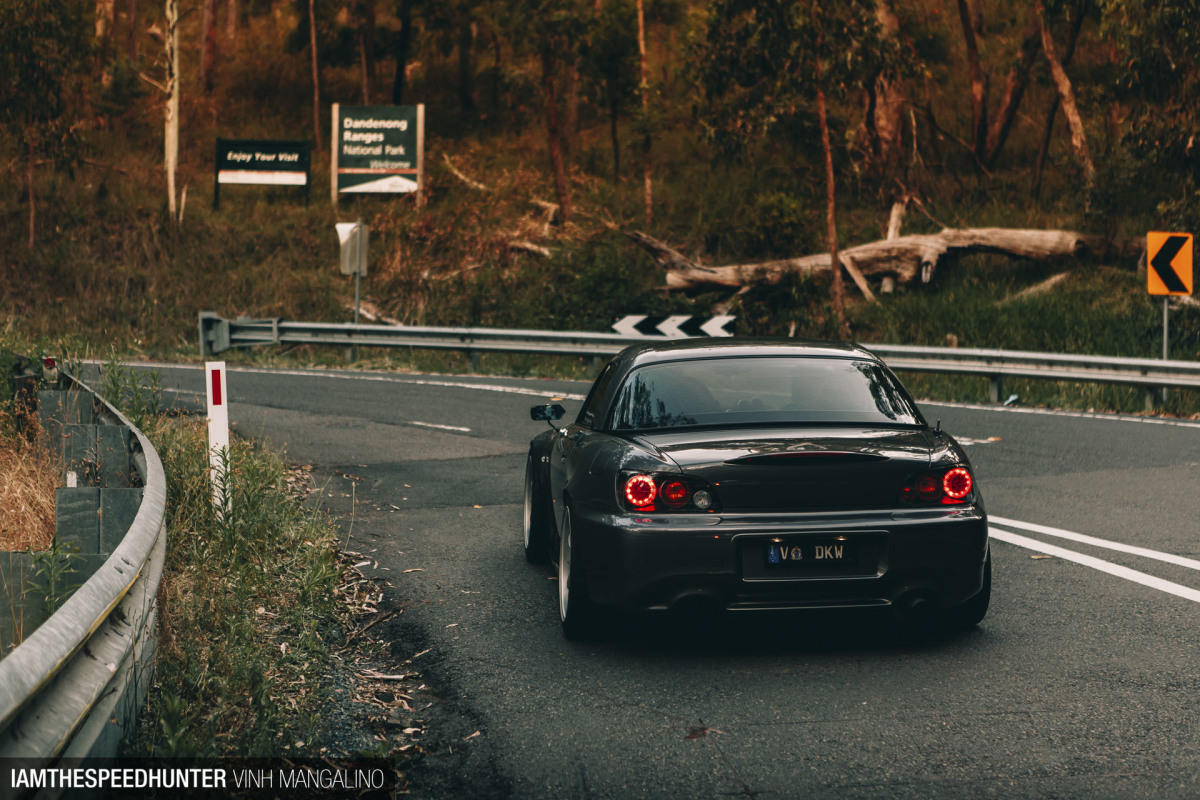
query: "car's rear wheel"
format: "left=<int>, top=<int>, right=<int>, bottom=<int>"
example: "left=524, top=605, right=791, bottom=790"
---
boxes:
left=523, top=455, right=551, bottom=564
left=558, top=508, right=595, bottom=639
left=946, top=551, right=991, bottom=630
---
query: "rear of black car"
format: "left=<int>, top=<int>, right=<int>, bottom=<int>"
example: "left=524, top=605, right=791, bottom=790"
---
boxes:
left=568, top=347, right=989, bottom=623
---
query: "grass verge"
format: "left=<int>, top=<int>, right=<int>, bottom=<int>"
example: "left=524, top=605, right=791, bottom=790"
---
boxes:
left=97, top=371, right=347, bottom=758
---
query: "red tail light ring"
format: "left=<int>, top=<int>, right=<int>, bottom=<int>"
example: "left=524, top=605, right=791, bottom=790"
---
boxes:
left=624, top=474, right=657, bottom=507
left=943, top=467, right=973, bottom=500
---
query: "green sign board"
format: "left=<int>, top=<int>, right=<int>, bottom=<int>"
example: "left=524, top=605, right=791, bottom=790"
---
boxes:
left=331, top=104, right=424, bottom=202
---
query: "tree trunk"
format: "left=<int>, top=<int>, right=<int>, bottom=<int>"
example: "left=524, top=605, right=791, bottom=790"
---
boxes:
left=563, top=64, right=578, bottom=151
left=626, top=227, right=1139, bottom=292
left=358, top=0, right=376, bottom=104
left=392, top=0, right=412, bottom=104
left=1032, top=5, right=1084, bottom=196
left=817, top=87, right=849, bottom=339
left=27, top=136, right=35, bottom=249
left=199, top=0, right=217, bottom=94
left=126, top=0, right=138, bottom=59
left=873, top=0, right=904, bottom=167
left=610, top=96, right=621, bottom=181
left=225, top=0, right=237, bottom=44
left=458, top=19, right=475, bottom=114
left=539, top=50, right=572, bottom=223
left=1037, top=0, right=1093, bottom=187
left=309, top=0, right=322, bottom=152
left=636, top=0, right=652, bottom=226
left=95, top=0, right=115, bottom=39
left=165, top=0, right=180, bottom=221
left=982, top=6, right=1041, bottom=168
left=955, top=0, right=988, bottom=164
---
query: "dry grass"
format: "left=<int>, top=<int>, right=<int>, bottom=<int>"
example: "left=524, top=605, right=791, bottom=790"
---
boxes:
left=0, top=412, right=58, bottom=552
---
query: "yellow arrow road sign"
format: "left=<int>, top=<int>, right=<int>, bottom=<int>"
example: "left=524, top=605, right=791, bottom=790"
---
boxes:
left=1147, top=232, right=1193, bottom=296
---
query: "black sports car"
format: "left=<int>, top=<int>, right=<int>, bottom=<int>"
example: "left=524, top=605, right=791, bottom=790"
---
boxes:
left=524, top=339, right=990, bottom=639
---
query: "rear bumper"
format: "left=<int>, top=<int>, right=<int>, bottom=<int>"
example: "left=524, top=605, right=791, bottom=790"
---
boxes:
left=571, top=504, right=989, bottom=614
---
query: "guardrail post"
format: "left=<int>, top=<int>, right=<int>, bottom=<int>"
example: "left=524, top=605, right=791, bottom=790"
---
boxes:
left=468, top=350, right=481, bottom=373
left=988, top=375, right=1003, bottom=404
left=1145, top=388, right=1155, bottom=413
left=198, top=312, right=231, bottom=357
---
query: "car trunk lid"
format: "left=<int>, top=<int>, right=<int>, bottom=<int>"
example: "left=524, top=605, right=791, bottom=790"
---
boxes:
left=631, top=427, right=933, bottom=512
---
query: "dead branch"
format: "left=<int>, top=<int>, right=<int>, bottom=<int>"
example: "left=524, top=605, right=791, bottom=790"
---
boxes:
left=442, top=153, right=489, bottom=191
left=624, top=228, right=1138, bottom=292
left=508, top=240, right=552, bottom=257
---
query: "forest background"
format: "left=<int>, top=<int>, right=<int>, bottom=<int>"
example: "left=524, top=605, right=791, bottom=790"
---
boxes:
left=2, top=0, right=1200, bottom=412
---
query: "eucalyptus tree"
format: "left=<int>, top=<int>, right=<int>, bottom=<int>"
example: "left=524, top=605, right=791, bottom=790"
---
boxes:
left=579, top=0, right=640, bottom=181
left=0, top=0, right=92, bottom=246
left=695, top=0, right=900, bottom=338
left=1096, top=0, right=1200, bottom=229
left=499, top=0, right=590, bottom=223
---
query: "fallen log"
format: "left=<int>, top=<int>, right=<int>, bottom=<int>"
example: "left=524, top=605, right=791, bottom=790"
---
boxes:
left=625, top=228, right=1139, bottom=292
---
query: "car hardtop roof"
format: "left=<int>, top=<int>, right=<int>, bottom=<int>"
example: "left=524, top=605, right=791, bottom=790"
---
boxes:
left=617, top=338, right=880, bottom=369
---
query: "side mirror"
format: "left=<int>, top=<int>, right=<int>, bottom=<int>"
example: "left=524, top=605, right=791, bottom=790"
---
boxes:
left=530, top=404, right=566, bottom=422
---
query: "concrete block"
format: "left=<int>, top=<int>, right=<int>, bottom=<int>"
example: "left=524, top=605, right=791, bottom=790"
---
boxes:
left=100, top=489, right=144, bottom=554
left=0, top=553, right=45, bottom=656
left=37, top=389, right=95, bottom=460
left=96, top=425, right=135, bottom=487
left=63, top=424, right=100, bottom=486
left=37, top=391, right=66, bottom=459
left=55, top=488, right=101, bottom=554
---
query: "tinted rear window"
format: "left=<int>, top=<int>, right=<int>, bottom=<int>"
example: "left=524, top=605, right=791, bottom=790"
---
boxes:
left=608, top=356, right=923, bottom=430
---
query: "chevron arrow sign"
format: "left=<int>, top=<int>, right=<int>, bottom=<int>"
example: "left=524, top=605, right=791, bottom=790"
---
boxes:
left=612, top=315, right=736, bottom=338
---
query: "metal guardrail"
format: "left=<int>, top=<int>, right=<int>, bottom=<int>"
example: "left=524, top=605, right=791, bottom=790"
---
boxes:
left=866, top=343, right=1200, bottom=410
left=199, top=312, right=1200, bottom=410
left=0, top=373, right=167, bottom=762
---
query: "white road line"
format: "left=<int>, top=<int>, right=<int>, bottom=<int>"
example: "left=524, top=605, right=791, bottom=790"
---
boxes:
left=409, top=421, right=472, bottom=433
left=104, top=362, right=588, bottom=401
left=991, top=515, right=1200, bottom=572
left=988, top=527, right=1200, bottom=604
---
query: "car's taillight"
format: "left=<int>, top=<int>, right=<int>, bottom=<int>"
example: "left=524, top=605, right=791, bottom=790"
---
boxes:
left=943, top=467, right=972, bottom=500
left=620, top=473, right=718, bottom=513
left=660, top=480, right=689, bottom=507
left=625, top=474, right=657, bottom=507
left=901, top=467, right=974, bottom=505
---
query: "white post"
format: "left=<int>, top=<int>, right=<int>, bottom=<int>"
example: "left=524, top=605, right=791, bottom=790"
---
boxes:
left=205, top=361, right=230, bottom=515
left=331, top=102, right=340, bottom=206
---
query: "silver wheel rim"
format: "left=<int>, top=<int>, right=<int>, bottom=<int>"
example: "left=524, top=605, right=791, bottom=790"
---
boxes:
left=558, top=512, right=572, bottom=621
left=523, top=459, right=533, bottom=550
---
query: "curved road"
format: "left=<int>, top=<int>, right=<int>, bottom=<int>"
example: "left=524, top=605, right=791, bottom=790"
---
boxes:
left=142, top=362, right=1200, bottom=799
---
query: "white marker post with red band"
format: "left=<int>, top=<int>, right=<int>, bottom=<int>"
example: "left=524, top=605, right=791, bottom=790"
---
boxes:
left=205, top=361, right=230, bottom=514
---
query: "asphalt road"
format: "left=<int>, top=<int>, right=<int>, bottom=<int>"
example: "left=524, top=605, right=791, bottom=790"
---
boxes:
left=137, top=362, right=1200, bottom=799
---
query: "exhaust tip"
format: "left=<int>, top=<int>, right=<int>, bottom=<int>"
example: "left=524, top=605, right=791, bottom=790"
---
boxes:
left=896, top=592, right=938, bottom=624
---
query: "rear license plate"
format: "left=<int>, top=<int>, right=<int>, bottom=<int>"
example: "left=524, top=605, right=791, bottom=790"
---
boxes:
left=766, top=538, right=856, bottom=567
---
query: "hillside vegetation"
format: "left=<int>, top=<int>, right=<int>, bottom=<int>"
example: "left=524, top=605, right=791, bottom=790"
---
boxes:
left=2, top=0, right=1199, bottom=412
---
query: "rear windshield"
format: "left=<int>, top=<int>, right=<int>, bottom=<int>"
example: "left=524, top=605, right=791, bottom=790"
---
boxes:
left=607, top=356, right=924, bottom=431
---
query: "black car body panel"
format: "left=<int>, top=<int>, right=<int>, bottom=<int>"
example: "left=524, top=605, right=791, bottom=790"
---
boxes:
left=526, top=339, right=990, bottom=632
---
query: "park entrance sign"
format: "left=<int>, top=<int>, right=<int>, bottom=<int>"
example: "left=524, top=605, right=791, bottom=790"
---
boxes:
left=331, top=104, right=425, bottom=204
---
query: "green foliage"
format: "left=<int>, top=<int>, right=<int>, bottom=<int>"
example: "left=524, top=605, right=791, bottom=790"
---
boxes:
left=579, top=0, right=640, bottom=133
left=134, top=415, right=345, bottom=756
left=27, top=538, right=81, bottom=618
left=694, top=0, right=900, bottom=149
left=100, top=354, right=162, bottom=429
left=0, top=0, right=92, bottom=157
